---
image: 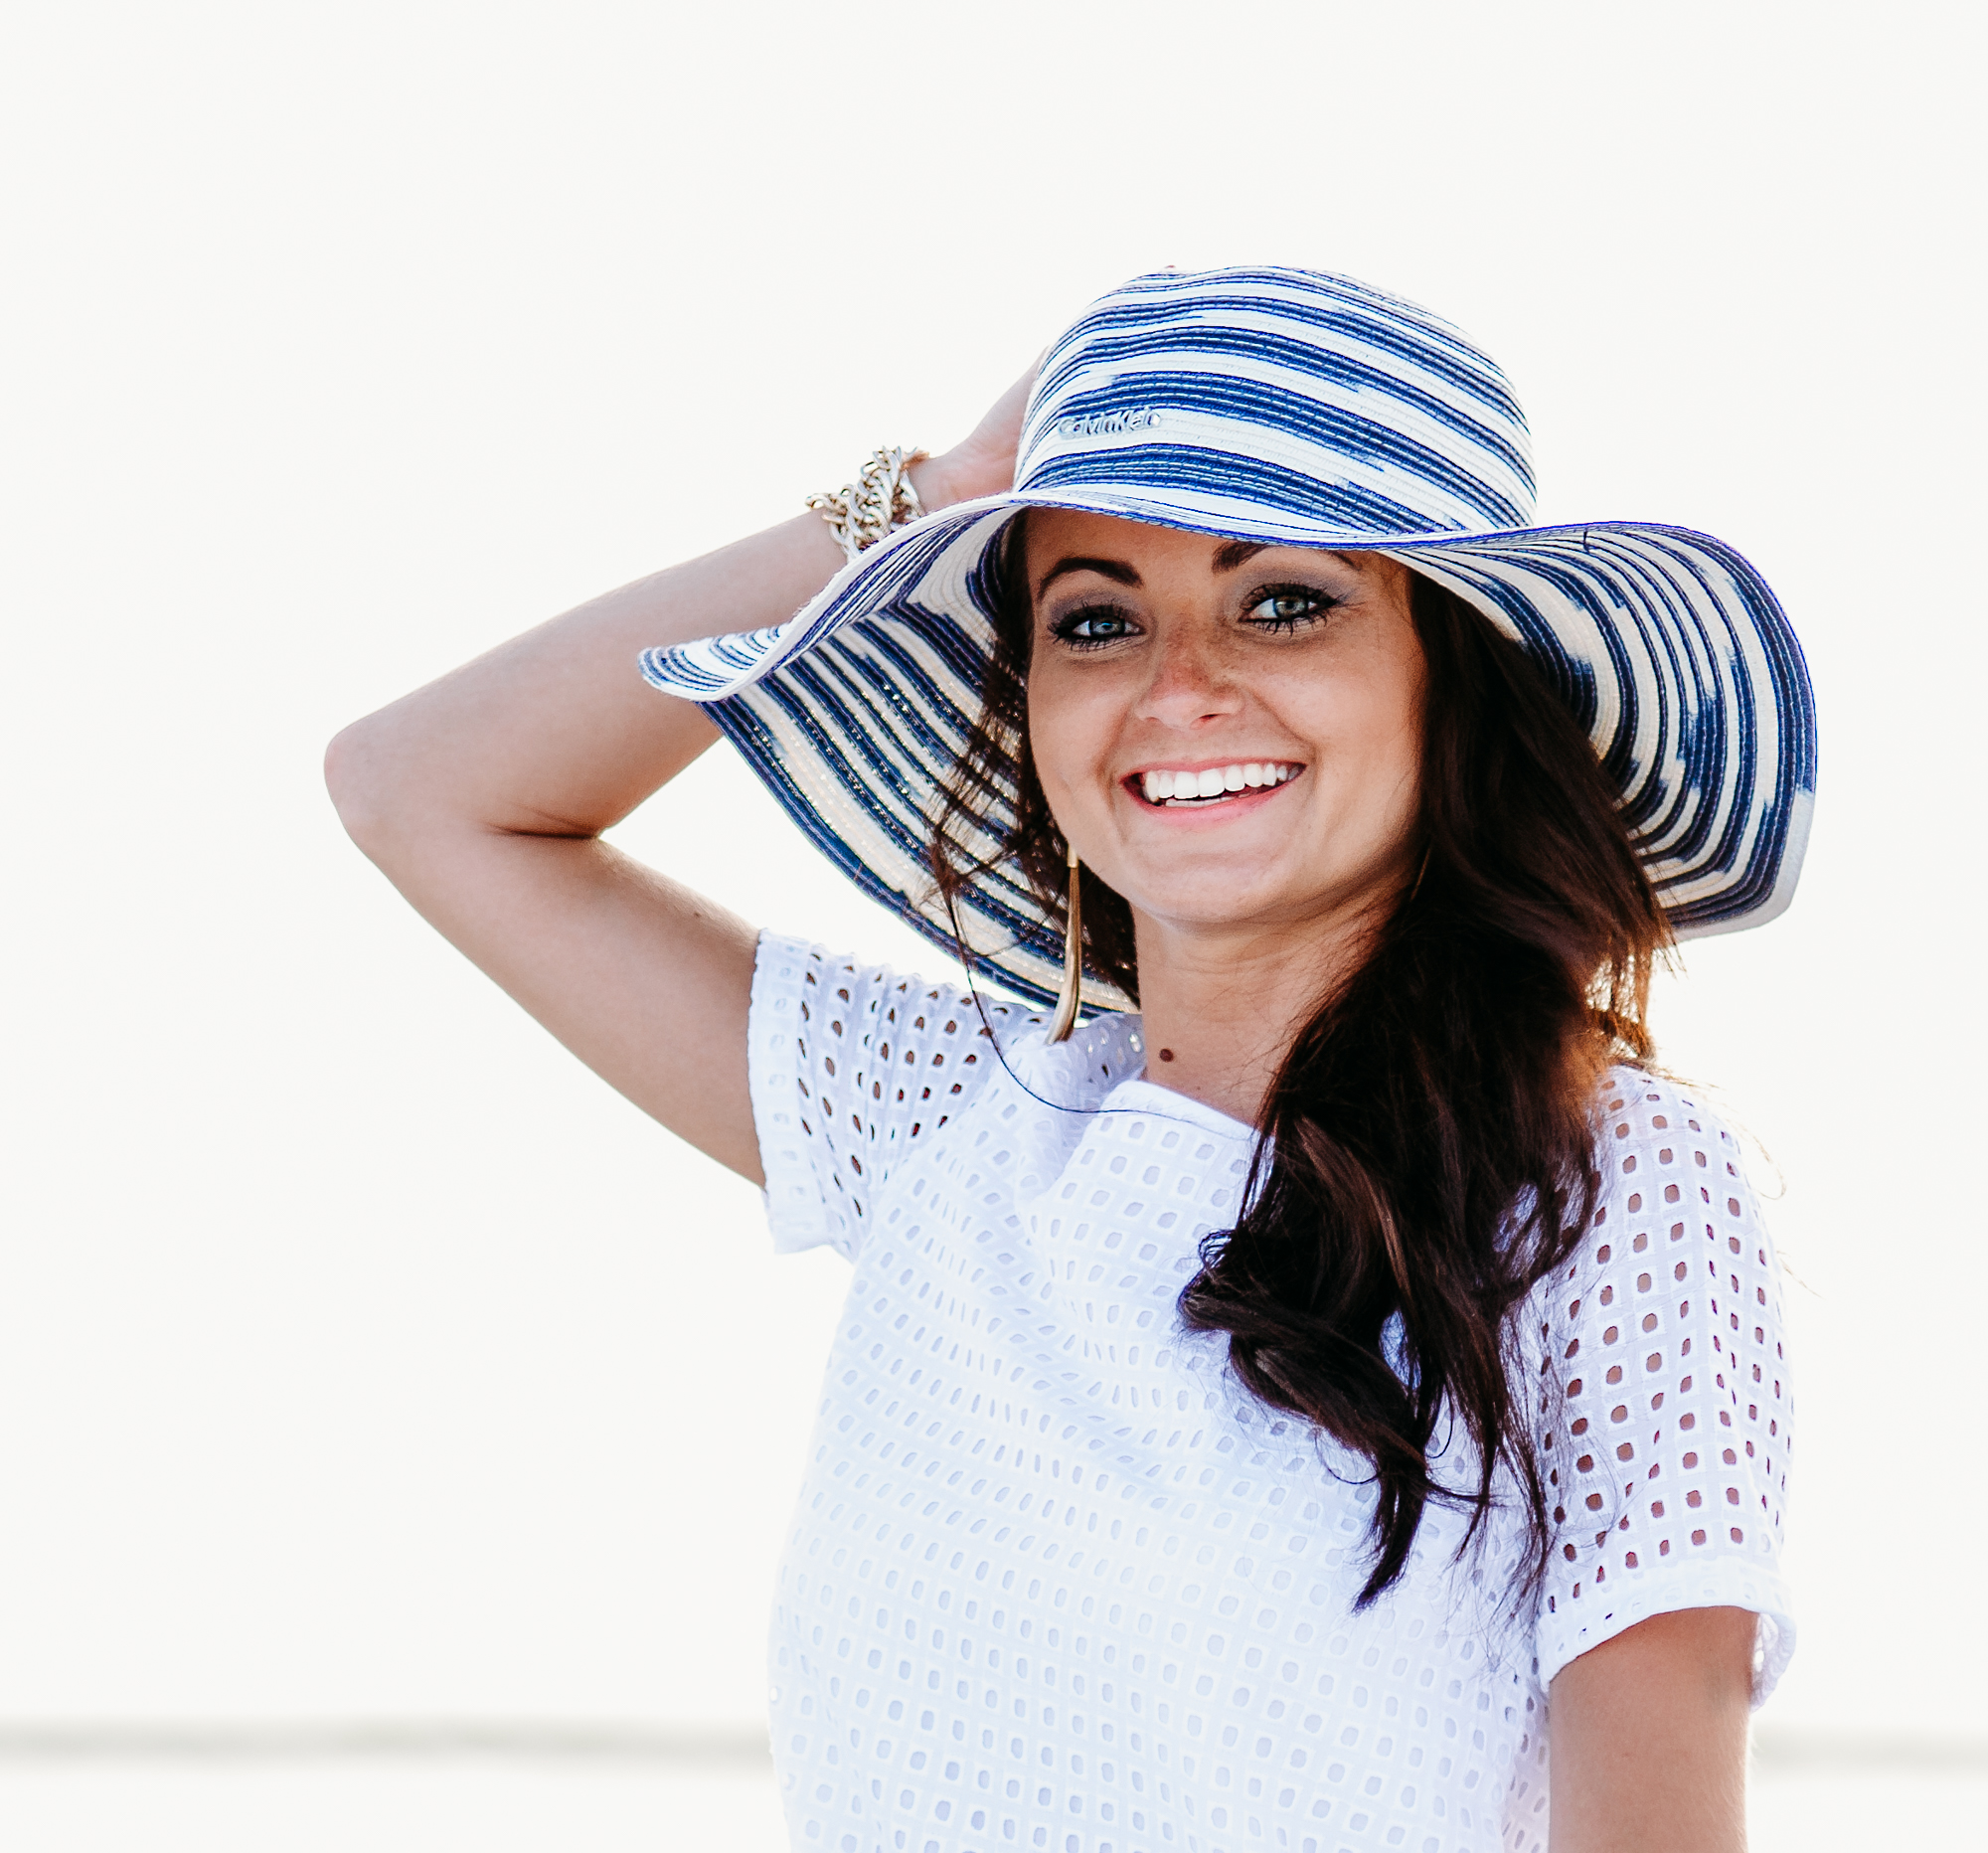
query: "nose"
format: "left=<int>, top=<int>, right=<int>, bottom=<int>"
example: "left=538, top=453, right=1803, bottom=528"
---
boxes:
left=1132, top=623, right=1242, bottom=732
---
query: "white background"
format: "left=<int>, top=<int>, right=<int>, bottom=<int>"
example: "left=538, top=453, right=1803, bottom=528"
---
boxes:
left=3, top=0, right=1983, bottom=1784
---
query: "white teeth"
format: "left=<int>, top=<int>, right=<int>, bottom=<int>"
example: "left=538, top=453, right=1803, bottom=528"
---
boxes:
left=1138, top=761, right=1300, bottom=803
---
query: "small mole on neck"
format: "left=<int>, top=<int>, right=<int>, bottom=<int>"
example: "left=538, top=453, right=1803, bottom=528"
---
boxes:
left=1158, top=1048, right=1175, bottom=1063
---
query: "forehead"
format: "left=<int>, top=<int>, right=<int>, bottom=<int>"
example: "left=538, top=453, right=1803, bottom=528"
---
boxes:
left=1023, top=507, right=1227, bottom=572
left=1021, top=507, right=1398, bottom=595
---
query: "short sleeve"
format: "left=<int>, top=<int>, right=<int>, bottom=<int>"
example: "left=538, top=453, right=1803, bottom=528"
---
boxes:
left=746, top=931, right=1026, bottom=1261
left=1532, top=1073, right=1795, bottom=1704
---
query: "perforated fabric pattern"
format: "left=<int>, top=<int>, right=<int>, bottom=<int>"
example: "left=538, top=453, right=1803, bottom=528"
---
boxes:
left=749, top=934, right=1028, bottom=1260
left=1533, top=1086, right=1794, bottom=1696
left=746, top=935, right=1794, bottom=1853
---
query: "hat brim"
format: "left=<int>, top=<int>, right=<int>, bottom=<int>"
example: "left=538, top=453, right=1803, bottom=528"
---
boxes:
left=640, top=490, right=1816, bottom=1010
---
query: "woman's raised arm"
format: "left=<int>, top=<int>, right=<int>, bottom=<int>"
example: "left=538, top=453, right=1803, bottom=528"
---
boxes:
left=323, top=370, right=1034, bottom=1181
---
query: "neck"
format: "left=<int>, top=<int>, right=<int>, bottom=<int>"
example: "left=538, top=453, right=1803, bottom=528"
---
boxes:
left=1129, top=896, right=1392, bottom=1128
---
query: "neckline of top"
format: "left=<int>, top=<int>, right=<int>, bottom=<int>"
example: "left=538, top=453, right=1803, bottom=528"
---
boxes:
left=1000, top=1010, right=1259, bottom=1143
left=1104, top=1075, right=1257, bottom=1142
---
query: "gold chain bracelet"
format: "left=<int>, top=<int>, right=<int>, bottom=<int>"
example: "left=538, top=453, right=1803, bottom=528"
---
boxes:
left=806, top=446, right=928, bottom=562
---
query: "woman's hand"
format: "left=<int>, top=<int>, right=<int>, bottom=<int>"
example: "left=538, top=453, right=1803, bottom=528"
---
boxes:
left=912, top=357, right=1040, bottom=509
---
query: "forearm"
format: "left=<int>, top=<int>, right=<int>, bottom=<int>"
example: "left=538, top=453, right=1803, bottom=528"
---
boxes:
left=325, top=509, right=847, bottom=857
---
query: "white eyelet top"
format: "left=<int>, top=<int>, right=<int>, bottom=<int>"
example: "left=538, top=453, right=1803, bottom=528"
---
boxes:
left=746, top=933, right=1794, bottom=1853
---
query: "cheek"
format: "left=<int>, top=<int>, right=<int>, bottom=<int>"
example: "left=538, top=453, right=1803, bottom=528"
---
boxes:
left=1305, top=659, right=1424, bottom=816
left=1366, top=679, right=1424, bottom=787
left=1364, top=673, right=1426, bottom=824
left=1025, top=664, right=1114, bottom=805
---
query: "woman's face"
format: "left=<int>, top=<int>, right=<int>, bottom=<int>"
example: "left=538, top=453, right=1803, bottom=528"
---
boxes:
left=1025, top=509, right=1425, bottom=944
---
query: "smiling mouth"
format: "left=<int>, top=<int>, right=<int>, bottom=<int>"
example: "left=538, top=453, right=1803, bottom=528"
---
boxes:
left=1134, top=761, right=1304, bottom=807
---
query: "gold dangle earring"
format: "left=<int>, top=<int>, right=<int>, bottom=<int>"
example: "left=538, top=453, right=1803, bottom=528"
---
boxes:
left=1048, top=838, right=1083, bottom=1044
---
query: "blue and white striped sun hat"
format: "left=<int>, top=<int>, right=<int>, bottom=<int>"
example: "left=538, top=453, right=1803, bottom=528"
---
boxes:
left=640, top=266, right=1816, bottom=1010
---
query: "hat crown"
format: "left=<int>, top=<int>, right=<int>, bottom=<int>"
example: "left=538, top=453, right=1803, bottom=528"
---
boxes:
left=1016, top=266, right=1537, bottom=542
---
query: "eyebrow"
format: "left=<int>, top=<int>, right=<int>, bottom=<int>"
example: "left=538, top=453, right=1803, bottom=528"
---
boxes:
left=1036, top=555, right=1142, bottom=594
left=1034, top=539, right=1336, bottom=597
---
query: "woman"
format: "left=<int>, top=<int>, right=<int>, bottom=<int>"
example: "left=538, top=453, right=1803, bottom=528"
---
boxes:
left=328, top=267, right=1812, bottom=1853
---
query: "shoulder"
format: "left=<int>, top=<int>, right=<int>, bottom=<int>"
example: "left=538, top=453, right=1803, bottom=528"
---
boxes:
left=1555, top=1067, right=1771, bottom=1322
left=1528, top=1066, right=1780, bottom=1388
left=747, top=931, right=1049, bottom=1257
left=754, top=932, right=1040, bottom=1058
left=1589, top=1068, right=1760, bottom=1228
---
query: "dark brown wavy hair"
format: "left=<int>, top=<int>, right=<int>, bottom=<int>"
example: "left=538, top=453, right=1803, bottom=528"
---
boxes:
left=929, top=513, right=1673, bottom=1606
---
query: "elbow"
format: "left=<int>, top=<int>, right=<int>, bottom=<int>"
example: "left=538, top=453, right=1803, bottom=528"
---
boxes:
left=323, top=716, right=398, bottom=855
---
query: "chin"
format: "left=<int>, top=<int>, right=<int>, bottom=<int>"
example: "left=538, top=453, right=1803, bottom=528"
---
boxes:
left=1123, top=853, right=1406, bottom=935
left=1129, top=875, right=1320, bottom=932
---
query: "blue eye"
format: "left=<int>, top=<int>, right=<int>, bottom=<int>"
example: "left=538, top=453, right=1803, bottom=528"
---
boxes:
left=1245, top=587, right=1336, bottom=630
left=1051, top=606, right=1139, bottom=647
